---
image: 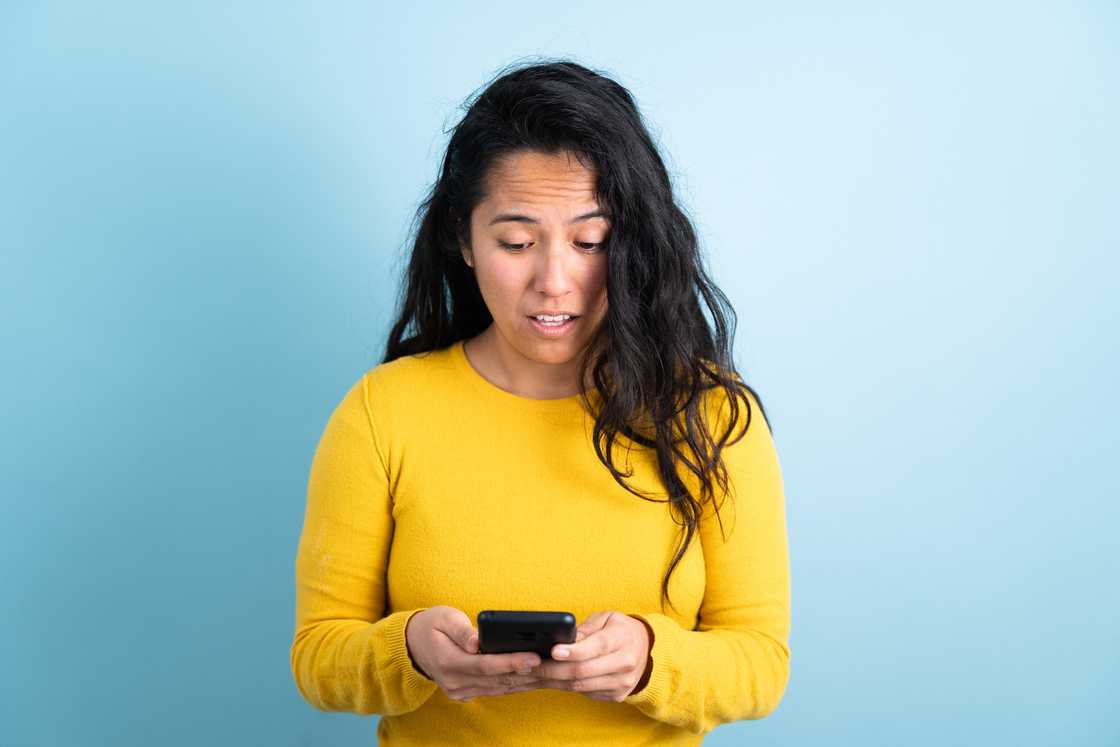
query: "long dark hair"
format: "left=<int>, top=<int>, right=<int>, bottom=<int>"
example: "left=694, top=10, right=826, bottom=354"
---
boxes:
left=383, top=57, right=772, bottom=616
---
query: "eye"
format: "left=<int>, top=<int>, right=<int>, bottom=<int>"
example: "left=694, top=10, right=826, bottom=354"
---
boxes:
left=498, top=240, right=604, bottom=253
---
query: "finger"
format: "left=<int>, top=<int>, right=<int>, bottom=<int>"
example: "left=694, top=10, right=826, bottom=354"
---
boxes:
left=583, top=689, right=630, bottom=703
left=447, top=684, right=518, bottom=702
left=450, top=672, right=541, bottom=701
left=532, top=671, right=632, bottom=700
left=537, top=649, right=635, bottom=684
left=467, top=652, right=542, bottom=677
left=564, top=613, right=627, bottom=658
left=433, top=606, right=479, bottom=653
left=573, top=610, right=613, bottom=643
left=530, top=675, right=575, bottom=692
left=545, top=628, right=587, bottom=663
left=553, top=617, right=623, bottom=661
left=437, top=628, right=479, bottom=659
left=566, top=668, right=641, bottom=696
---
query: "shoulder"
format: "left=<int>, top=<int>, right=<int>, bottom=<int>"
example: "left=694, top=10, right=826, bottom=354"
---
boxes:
left=695, top=361, right=772, bottom=440
left=361, top=343, right=460, bottom=403
left=337, top=345, right=460, bottom=452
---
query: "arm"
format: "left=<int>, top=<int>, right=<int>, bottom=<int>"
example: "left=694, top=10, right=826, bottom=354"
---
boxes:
left=624, top=388, right=792, bottom=734
left=290, top=372, right=439, bottom=715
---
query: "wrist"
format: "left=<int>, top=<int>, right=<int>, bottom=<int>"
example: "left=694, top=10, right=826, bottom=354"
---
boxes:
left=629, top=615, right=655, bottom=694
left=405, top=610, right=433, bottom=680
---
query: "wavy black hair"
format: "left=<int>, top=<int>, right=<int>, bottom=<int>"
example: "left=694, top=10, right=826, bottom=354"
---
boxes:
left=383, top=57, right=772, bottom=616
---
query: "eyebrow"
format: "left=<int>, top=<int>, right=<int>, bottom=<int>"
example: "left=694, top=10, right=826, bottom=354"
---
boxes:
left=488, top=209, right=610, bottom=226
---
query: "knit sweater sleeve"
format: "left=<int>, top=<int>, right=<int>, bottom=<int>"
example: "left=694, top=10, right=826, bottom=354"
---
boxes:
left=290, top=372, right=439, bottom=715
left=623, top=388, right=792, bottom=734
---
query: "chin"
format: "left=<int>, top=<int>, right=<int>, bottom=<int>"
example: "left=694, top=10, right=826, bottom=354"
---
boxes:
left=522, top=342, right=577, bottom=361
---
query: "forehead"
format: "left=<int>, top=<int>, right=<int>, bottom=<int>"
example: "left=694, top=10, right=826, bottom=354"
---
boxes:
left=481, top=150, right=599, bottom=210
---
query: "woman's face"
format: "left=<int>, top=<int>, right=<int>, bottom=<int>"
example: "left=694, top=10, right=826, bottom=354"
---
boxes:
left=461, top=149, right=610, bottom=367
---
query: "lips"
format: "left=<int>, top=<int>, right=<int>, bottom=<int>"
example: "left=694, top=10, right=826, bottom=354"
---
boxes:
left=527, top=315, right=579, bottom=337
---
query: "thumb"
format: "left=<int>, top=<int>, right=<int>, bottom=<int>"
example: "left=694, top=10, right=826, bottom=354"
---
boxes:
left=450, top=618, right=477, bottom=653
left=572, top=610, right=613, bottom=644
left=437, top=607, right=480, bottom=653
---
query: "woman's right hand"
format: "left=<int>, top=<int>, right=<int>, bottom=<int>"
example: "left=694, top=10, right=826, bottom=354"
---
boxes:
left=405, top=605, right=543, bottom=702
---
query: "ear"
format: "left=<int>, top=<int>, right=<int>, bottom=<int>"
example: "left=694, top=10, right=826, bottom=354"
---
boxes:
left=454, top=213, right=474, bottom=269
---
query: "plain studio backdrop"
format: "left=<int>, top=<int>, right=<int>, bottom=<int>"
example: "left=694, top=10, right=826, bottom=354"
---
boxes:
left=1, top=2, right=1116, bottom=745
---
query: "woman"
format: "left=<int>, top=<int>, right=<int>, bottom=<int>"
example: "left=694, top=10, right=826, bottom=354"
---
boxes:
left=290, top=59, right=791, bottom=745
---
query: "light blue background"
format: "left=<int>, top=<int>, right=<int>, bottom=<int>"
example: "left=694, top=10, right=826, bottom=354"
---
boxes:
left=2, top=2, right=1116, bottom=745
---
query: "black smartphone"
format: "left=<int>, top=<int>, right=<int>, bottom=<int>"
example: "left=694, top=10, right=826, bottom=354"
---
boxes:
left=477, top=610, right=576, bottom=658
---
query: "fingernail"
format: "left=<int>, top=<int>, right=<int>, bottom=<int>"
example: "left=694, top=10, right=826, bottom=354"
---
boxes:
left=554, top=647, right=570, bottom=659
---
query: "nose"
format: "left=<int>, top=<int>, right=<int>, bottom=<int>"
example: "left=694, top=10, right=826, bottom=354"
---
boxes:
left=532, top=237, right=575, bottom=299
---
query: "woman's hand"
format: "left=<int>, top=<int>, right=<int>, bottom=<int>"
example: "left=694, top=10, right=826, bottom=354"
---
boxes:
left=405, top=605, right=543, bottom=702
left=528, top=610, right=654, bottom=702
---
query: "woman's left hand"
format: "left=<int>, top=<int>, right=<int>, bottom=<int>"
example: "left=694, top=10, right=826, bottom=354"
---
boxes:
left=525, top=610, right=654, bottom=702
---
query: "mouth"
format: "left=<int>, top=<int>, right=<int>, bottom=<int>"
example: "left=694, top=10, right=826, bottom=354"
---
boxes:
left=526, top=315, right=580, bottom=337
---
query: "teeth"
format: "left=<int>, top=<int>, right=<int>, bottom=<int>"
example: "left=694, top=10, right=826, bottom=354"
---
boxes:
left=534, top=314, right=571, bottom=322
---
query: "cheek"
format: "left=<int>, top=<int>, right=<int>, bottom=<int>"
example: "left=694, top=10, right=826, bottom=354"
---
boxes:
left=584, top=266, right=609, bottom=310
left=476, top=258, right=526, bottom=307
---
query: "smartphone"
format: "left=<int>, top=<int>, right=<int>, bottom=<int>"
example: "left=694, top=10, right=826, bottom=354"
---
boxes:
left=477, top=610, right=576, bottom=658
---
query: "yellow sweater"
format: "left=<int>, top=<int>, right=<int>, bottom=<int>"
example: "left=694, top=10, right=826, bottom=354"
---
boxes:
left=290, top=339, right=792, bottom=745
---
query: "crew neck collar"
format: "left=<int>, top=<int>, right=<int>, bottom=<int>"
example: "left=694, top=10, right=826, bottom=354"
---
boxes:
left=451, top=338, right=594, bottom=410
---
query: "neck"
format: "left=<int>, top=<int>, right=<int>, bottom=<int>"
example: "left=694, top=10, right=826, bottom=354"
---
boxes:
left=466, top=325, right=594, bottom=399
